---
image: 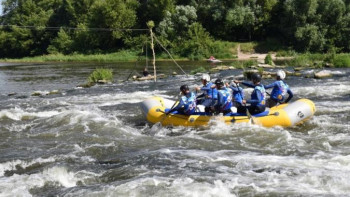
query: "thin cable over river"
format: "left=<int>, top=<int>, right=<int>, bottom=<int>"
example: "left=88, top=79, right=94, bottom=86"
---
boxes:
left=0, top=62, right=350, bottom=196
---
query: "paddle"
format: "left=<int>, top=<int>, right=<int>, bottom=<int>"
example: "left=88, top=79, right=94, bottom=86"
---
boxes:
left=210, top=85, right=215, bottom=115
left=235, top=82, right=255, bottom=124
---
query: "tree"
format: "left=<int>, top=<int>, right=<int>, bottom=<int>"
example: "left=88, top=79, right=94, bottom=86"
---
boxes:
left=0, top=0, right=56, bottom=57
left=157, top=5, right=197, bottom=44
left=180, top=22, right=213, bottom=59
left=48, top=0, right=76, bottom=28
left=88, top=0, right=139, bottom=51
left=137, top=0, right=175, bottom=28
left=47, top=28, right=73, bottom=54
left=226, top=6, right=255, bottom=41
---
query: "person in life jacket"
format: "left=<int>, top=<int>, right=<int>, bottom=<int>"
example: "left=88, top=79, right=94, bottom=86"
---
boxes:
left=264, top=70, right=293, bottom=107
left=228, top=81, right=245, bottom=114
left=142, top=67, right=151, bottom=77
left=214, top=79, right=232, bottom=114
left=167, top=85, right=197, bottom=115
left=195, top=74, right=218, bottom=112
left=234, top=73, right=266, bottom=115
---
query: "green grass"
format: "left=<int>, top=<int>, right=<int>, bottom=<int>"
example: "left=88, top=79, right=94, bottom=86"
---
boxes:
left=2, top=42, right=350, bottom=68
left=230, top=60, right=258, bottom=69
left=190, top=66, right=207, bottom=75
left=239, top=42, right=258, bottom=53
left=0, top=50, right=141, bottom=63
left=88, top=68, right=113, bottom=83
left=332, top=54, right=350, bottom=67
left=210, top=41, right=238, bottom=59
left=280, top=53, right=350, bottom=68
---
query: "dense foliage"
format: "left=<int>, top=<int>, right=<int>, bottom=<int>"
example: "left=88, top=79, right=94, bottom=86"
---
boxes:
left=1, top=0, right=350, bottom=58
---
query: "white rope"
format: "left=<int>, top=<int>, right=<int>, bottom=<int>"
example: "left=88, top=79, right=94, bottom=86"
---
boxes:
left=153, top=35, right=187, bottom=76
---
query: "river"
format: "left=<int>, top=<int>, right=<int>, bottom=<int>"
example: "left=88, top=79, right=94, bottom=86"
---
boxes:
left=0, top=62, right=349, bottom=196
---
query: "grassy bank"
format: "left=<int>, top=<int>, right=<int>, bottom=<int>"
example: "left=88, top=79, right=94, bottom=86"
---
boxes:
left=0, top=50, right=192, bottom=63
left=1, top=42, right=350, bottom=68
left=283, top=53, right=350, bottom=68
left=0, top=50, right=143, bottom=63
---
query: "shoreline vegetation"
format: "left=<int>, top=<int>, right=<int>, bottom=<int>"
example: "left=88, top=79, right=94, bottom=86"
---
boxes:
left=1, top=42, right=350, bottom=68
left=2, top=1, right=350, bottom=69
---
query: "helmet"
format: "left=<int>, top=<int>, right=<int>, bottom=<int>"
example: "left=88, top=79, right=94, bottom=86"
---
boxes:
left=180, top=85, right=189, bottom=92
left=201, top=74, right=210, bottom=81
left=215, top=78, right=224, bottom=86
left=251, top=73, right=261, bottom=82
left=276, top=70, right=286, bottom=80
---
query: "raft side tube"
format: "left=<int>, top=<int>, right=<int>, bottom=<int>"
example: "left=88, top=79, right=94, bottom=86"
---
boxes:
left=283, top=98, right=316, bottom=125
left=140, top=96, right=316, bottom=127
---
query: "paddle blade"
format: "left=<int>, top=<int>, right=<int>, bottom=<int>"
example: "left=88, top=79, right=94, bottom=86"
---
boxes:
left=246, top=109, right=256, bottom=124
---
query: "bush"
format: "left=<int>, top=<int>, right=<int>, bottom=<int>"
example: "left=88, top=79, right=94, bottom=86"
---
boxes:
left=88, top=68, right=113, bottom=83
left=239, top=42, right=257, bottom=53
left=276, top=50, right=297, bottom=57
left=229, top=60, right=257, bottom=69
left=209, top=41, right=237, bottom=59
left=264, top=54, right=273, bottom=65
left=332, top=54, right=350, bottom=68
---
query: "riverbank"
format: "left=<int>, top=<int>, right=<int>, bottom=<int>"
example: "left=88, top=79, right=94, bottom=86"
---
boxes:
left=1, top=48, right=350, bottom=68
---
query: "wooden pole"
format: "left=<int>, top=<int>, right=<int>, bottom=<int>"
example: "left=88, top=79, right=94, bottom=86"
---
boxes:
left=149, top=26, right=156, bottom=82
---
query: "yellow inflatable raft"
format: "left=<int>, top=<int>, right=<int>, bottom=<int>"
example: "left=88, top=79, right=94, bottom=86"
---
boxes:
left=140, top=96, right=316, bottom=127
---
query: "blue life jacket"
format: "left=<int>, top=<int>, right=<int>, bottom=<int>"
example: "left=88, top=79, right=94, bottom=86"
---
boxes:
left=179, top=92, right=197, bottom=115
left=251, top=85, right=266, bottom=107
left=270, top=81, right=289, bottom=102
left=201, top=82, right=218, bottom=99
left=217, top=88, right=232, bottom=111
left=230, top=86, right=244, bottom=104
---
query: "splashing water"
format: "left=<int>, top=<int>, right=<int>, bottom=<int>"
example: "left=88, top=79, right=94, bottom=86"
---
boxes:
left=0, top=63, right=350, bottom=196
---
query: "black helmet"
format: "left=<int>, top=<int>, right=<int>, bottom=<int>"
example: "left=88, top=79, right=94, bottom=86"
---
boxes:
left=180, top=85, right=189, bottom=92
left=251, top=73, right=261, bottom=82
left=215, top=78, right=224, bottom=86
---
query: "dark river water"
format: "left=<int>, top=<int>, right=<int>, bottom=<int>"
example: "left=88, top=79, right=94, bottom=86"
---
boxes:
left=0, top=61, right=349, bottom=196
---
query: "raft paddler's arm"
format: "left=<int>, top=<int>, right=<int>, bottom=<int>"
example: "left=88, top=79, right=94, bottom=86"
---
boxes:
left=263, top=82, right=277, bottom=89
left=241, top=81, right=255, bottom=88
left=167, top=98, right=184, bottom=114
left=200, top=86, right=211, bottom=91
left=284, top=89, right=294, bottom=103
left=229, top=86, right=239, bottom=91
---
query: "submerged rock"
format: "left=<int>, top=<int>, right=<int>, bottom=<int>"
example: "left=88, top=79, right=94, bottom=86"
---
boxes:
left=210, top=65, right=235, bottom=71
left=257, top=63, right=275, bottom=68
left=31, top=92, right=42, bottom=96
left=47, top=90, right=60, bottom=95
left=97, top=80, right=111, bottom=84
left=314, top=70, right=333, bottom=79
left=244, top=69, right=273, bottom=79
left=77, top=82, right=95, bottom=88
left=294, top=67, right=305, bottom=71
left=133, top=74, right=166, bottom=81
